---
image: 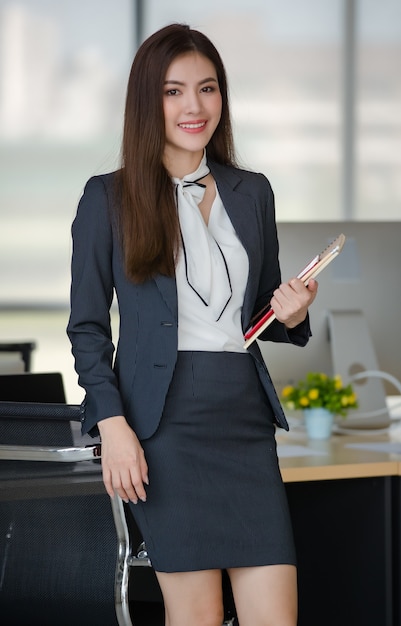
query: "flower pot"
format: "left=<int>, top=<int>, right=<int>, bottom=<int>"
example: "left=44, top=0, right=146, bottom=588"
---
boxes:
left=303, top=408, right=334, bottom=440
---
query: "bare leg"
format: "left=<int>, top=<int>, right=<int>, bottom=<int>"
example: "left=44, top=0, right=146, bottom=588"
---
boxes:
left=155, top=568, right=224, bottom=626
left=227, top=564, right=297, bottom=626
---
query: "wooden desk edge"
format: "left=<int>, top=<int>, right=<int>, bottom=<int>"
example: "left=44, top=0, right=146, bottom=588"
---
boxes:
left=281, top=460, right=400, bottom=483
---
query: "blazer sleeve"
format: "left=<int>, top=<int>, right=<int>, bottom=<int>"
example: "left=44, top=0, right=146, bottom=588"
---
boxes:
left=252, top=174, right=311, bottom=347
left=67, top=176, right=125, bottom=435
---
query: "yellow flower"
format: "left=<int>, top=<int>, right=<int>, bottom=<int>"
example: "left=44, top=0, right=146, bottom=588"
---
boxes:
left=282, top=386, right=294, bottom=398
left=342, top=393, right=357, bottom=407
left=334, top=375, right=343, bottom=390
left=349, top=393, right=357, bottom=405
left=280, top=371, right=358, bottom=416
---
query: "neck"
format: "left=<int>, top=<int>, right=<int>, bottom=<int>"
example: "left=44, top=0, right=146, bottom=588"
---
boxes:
left=163, top=148, right=204, bottom=179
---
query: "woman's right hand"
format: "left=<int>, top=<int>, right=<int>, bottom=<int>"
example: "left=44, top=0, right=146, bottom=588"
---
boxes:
left=98, top=415, right=149, bottom=504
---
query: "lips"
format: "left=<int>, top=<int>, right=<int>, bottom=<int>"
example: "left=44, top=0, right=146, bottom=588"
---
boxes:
left=178, top=121, right=206, bottom=130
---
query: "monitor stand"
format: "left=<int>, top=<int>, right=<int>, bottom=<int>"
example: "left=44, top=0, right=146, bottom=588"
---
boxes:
left=328, top=309, right=390, bottom=429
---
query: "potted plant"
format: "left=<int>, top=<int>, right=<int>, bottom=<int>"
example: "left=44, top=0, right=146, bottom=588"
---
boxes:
left=281, top=372, right=358, bottom=439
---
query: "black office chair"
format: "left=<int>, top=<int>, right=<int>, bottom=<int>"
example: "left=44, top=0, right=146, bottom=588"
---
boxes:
left=0, top=401, right=236, bottom=626
left=0, top=401, right=123, bottom=626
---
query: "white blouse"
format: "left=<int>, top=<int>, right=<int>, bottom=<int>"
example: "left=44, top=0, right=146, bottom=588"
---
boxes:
left=176, top=186, right=249, bottom=353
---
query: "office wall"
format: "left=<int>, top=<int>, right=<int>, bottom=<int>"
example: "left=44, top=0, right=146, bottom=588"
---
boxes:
left=0, top=0, right=400, bottom=402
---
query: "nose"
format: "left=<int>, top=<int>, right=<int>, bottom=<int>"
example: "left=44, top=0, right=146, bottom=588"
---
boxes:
left=183, top=89, right=202, bottom=115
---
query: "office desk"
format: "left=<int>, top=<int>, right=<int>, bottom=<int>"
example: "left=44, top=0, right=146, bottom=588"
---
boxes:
left=278, top=431, right=401, bottom=482
left=277, top=431, right=401, bottom=626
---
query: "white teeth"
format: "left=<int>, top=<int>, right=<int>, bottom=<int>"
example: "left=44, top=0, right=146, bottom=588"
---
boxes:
left=179, top=122, right=205, bottom=129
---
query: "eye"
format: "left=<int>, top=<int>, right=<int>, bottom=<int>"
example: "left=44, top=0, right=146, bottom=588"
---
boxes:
left=201, top=85, right=216, bottom=93
left=165, top=88, right=180, bottom=96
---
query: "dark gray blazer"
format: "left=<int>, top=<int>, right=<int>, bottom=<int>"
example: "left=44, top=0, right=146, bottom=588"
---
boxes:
left=67, top=160, right=311, bottom=439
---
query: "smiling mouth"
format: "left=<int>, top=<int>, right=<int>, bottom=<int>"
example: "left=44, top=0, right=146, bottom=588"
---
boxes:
left=178, top=122, right=206, bottom=129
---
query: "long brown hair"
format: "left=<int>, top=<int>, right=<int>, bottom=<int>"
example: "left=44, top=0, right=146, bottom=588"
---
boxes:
left=117, top=23, right=237, bottom=283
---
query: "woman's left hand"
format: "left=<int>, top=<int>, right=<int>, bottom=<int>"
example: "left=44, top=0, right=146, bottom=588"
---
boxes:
left=270, top=277, right=318, bottom=329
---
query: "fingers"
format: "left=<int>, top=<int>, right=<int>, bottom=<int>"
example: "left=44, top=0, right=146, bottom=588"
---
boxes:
left=307, top=278, right=318, bottom=295
left=274, top=278, right=317, bottom=308
left=102, top=466, right=115, bottom=500
left=271, top=277, right=318, bottom=327
left=103, top=461, right=148, bottom=504
left=141, top=456, right=150, bottom=488
left=304, top=278, right=318, bottom=308
left=288, top=277, right=318, bottom=298
left=107, top=449, right=149, bottom=504
left=121, top=466, right=147, bottom=504
left=98, top=416, right=150, bottom=504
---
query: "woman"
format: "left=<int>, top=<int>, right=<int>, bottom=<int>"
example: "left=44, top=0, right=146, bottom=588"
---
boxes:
left=68, top=23, right=317, bottom=626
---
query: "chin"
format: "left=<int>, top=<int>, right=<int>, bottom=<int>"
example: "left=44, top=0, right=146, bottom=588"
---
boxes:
left=168, top=140, right=209, bottom=156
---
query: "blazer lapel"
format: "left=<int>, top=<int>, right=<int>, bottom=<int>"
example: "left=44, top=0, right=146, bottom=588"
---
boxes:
left=209, top=161, right=262, bottom=329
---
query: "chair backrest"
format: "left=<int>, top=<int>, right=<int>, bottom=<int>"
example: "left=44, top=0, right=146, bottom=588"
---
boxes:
left=0, top=402, right=119, bottom=626
left=0, top=372, right=66, bottom=403
left=0, top=402, right=79, bottom=486
left=0, top=373, right=72, bottom=447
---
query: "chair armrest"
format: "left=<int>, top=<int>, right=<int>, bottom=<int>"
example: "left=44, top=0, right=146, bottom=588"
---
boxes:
left=0, top=443, right=101, bottom=462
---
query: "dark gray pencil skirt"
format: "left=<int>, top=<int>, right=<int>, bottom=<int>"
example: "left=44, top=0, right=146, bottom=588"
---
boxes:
left=130, top=351, right=295, bottom=573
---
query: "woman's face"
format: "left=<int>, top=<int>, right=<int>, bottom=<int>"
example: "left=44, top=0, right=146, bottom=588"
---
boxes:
left=163, top=51, right=222, bottom=167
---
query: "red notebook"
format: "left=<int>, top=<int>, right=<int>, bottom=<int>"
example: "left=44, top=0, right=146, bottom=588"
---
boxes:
left=243, top=233, right=346, bottom=348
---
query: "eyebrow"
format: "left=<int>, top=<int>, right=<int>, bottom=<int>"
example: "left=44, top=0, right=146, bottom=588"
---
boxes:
left=164, top=77, right=218, bottom=86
